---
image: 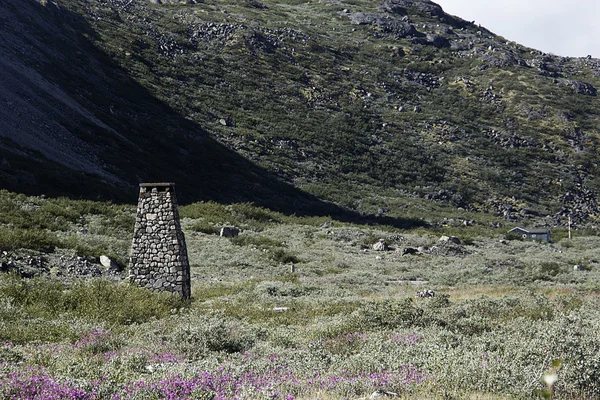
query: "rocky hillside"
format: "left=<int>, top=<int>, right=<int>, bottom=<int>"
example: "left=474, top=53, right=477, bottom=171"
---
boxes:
left=3, top=0, right=600, bottom=226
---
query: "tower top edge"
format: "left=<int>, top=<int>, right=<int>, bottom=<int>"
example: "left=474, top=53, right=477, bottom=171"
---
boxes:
left=139, top=182, right=175, bottom=188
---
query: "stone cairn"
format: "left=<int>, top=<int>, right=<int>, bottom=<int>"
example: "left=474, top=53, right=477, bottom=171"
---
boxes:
left=129, top=183, right=191, bottom=298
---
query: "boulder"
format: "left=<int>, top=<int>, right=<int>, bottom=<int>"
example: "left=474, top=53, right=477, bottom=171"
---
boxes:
left=220, top=226, right=240, bottom=238
left=439, top=235, right=461, bottom=245
left=99, top=255, right=120, bottom=271
left=402, top=247, right=419, bottom=255
left=372, top=239, right=389, bottom=251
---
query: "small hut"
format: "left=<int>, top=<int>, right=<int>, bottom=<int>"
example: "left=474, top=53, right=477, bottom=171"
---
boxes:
left=508, top=227, right=551, bottom=243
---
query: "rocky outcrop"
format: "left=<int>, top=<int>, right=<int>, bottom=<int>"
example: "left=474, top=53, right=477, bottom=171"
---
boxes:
left=349, top=13, right=420, bottom=38
left=426, top=33, right=450, bottom=48
left=560, top=79, right=597, bottom=96
left=381, top=0, right=444, bottom=17
left=555, top=184, right=599, bottom=226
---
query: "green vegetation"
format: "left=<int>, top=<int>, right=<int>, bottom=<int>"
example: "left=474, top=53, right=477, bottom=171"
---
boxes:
left=0, top=190, right=134, bottom=263
left=1, top=191, right=600, bottom=398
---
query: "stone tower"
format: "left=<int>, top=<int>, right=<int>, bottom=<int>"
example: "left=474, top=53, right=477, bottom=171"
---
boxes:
left=129, top=182, right=191, bottom=298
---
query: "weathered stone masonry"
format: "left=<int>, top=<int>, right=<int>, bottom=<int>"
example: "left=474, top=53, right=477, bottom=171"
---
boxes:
left=129, top=183, right=190, bottom=298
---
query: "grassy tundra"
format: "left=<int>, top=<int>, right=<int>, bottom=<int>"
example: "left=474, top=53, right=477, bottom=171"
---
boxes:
left=1, top=190, right=599, bottom=399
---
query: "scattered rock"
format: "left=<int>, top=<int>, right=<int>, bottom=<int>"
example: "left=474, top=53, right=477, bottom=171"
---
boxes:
left=0, top=252, right=49, bottom=278
left=416, top=289, right=435, bottom=298
left=320, top=221, right=334, bottom=228
left=554, top=178, right=598, bottom=226
left=56, top=255, right=106, bottom=278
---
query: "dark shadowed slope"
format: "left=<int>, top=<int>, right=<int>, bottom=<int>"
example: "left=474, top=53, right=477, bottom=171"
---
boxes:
left=0, top=1, right=325, bottom=213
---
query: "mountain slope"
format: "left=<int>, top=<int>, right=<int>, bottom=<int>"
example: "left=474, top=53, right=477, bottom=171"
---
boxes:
left=0, top=0, right=343, bottom=216
left=3, top=0, right=600, bottom=225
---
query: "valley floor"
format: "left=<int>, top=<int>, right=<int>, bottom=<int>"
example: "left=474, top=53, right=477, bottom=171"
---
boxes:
left=1, top=194, right=599, bottom=399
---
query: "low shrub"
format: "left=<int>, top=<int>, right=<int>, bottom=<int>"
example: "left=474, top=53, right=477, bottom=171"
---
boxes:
left=358, top=298, right=423, bottom=330
left=189, top=220, right=221, bottom=235
left=230, top=235, right=282, bottom=250
left=0, top=275, right=187, bottom=330
left=267, top=248, right=300, bottom=264
left=0, top=228, right=61, bottom=252
left=171, top=311, right=258, bottom=359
